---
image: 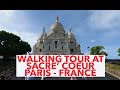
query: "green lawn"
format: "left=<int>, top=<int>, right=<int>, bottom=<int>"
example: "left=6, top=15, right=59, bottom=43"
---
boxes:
left=105, top=63, right=120, bottom=77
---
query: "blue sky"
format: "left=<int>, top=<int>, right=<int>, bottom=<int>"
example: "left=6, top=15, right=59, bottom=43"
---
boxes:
left=0, top=10, right=120, bottom=59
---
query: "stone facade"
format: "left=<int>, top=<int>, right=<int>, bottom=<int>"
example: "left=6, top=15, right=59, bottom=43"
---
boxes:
left=33, top=16, right=82, bottom=55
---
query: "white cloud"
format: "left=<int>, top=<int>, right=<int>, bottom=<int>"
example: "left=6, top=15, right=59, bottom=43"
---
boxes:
left=72, top=27, right=85, bottom=36
left=12, top=30, right=39, bottom=51
left=0, top=10, right=15, bottom=16
left=0, top=10, right=41, bottom=53
left=0, top=20, right=40, bottom=51
left=89, top=10, right=120, bottom=30
left=0, top=10, right=15, bottom=23
left=91, top=40, right=96, bottom=43
left=0, top=27, right=39, bottom=53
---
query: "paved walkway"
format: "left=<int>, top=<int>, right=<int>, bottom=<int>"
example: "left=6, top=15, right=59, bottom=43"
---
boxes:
left=87, top=72, right=119, bottom=80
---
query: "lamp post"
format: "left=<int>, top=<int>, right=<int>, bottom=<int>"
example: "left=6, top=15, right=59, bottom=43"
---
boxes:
left=87, top=46, right=90, bottom=54
left=83, top=46, right=90, bottom=80
left=25, top=52, right=34, bottom=80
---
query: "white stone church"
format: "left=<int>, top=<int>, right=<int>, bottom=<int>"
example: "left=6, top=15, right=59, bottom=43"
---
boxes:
left=33, top=16, right=83, bottom=55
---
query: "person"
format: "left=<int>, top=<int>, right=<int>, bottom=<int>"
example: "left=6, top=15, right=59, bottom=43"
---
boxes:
left=82, top=77, right=87, bottom=80
left=25, top=77, right=34, bottom=80
left=41, top=77, right=44, bottom=80
left=70, top=77, right=77, bottom=80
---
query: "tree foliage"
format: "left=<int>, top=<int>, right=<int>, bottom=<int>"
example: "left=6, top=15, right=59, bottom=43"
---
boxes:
left=0, top=30, right=31, bottom=60
left=90, top=46, right=108, bottom=56
left=118, top=48, right=120, bottom=56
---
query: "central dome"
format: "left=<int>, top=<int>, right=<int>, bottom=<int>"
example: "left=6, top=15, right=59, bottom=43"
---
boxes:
left=48, top=16, right=65, bottom=35
left=50, top=22, right=64, bottom=31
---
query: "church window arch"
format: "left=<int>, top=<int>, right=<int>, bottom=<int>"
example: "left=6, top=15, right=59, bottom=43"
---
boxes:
left=40, top=49, right=42, bottom=52
left=40, top=41, right=43, bottom=44
left=55, top=41, right=58, bottom=48
left=62, top=46, right=63, bottom=50
left=70, top=41, right=73, bottom=44
left=70, top=49, right=74, bottom=52
left=49, top=46, right=50, bottom=50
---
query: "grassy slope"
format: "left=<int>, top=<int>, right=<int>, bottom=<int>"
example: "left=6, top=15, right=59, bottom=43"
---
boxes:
left=105, top=63, right=120, bottom=77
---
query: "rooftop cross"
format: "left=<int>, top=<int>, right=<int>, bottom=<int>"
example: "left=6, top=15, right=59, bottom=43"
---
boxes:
left=56, top=16, right=59, bottom=22
left=69, top=27, right=71, bottom=32
left=43, top=27, right=45, bottom=33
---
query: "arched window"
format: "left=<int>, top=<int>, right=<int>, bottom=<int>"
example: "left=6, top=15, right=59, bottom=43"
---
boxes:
left=70, top=41, right=73, bottom=44
left=55, top=41, right=57, bottom=48
left=62, top=46, right=63, bottom=50
left=39, top=49, right=42, bottom=52
left=49, top=46, right=50, bottom=50
left=70, top=49, right=74, bottom=52
left=40, top=41, right=43, bottom=44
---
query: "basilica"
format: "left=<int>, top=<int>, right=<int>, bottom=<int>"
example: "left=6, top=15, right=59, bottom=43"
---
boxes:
left=33, top=16, right=82, bottom=55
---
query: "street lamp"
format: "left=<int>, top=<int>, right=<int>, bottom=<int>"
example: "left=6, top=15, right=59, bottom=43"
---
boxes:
left=87, top=46, right=90, bottom=54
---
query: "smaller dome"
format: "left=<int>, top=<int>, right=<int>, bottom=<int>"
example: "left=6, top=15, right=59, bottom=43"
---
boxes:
left=76, top=43, right=79, bottom=47
left=68, top=28, right=75, bottom=39
left=37, top=27, right=47, bottom=41
left=37, top=33, right=44, bottom=41
left=43, top=33, right=47, bottom=38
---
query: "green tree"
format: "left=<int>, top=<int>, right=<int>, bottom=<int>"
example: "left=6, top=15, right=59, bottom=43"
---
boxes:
left=90, top=46, right=108, bottom=56
left=118, top=48, right=120, bottom=56
left=0, top=30, right=31, bottom=60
